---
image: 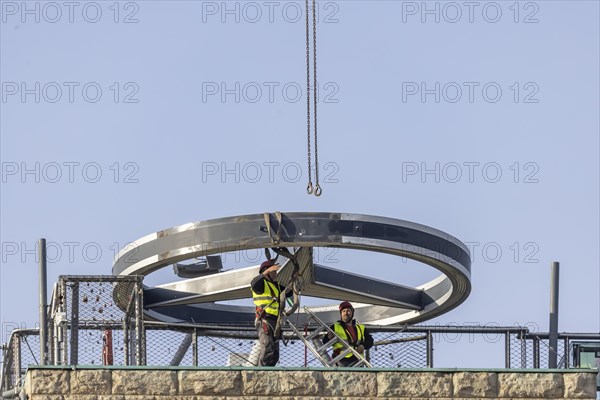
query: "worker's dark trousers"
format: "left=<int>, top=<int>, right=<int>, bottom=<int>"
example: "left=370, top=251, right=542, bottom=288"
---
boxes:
left=256, top=317, right=279, bottom=366
left=336, top=356, right=359, bottom=367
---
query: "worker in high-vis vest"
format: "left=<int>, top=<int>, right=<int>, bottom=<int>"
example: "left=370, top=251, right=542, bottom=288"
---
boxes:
left=323, top=301, right=374, bottom=366
left=251, top=259, right=292, bottom=366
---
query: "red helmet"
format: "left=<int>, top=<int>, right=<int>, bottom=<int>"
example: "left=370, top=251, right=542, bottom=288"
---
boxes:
left=259, top=259, right=275, bottom=273
left=339, top=301, right=354, bottom=312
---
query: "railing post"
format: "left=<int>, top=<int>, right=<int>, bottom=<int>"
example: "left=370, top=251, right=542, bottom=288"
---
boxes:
left=135, top=296, right=141, bottom=366
left=192, top=328, right=198, bottom=366
left=69, top=282, right=79, bottom=365
left=533, top=337, right=540, bottom=368
left=47, top=314, right=55, bottom=365
left=548, top=262, right=560, bottom=368
left=59, top=278, right=69, bottom=365
left=505, top=331, right=511, bottom=368
left=1, top=342, right=7, bottom=391
left=62, top=296, right=68, bottom=364
left=563, top=336, right=569, bottom=368
left=520, top=332, right=527, bottom=368
left=1, top=343, right=8, bottom=391
left=12, top=333, right=21, bottom=389
left=53, top=319, right=60, bottom=365
left=38, top=238, right=48, bottom=365
left=426, top=331, right=433, bottom=368
left=123, top=317, right=129, bottom=366
left=134, top=278, right=145, bottom=365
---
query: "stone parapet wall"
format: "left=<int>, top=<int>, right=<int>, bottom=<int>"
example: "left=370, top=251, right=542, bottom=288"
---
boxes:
left=23, top=367, right=598, bottom=400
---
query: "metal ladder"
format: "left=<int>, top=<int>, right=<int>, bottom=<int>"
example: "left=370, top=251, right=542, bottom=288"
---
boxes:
left=286, top=307, right=372, bottom=367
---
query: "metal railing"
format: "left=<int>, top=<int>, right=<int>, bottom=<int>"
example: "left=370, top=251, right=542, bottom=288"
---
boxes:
left=1, top=275, right=598, bottom=395
left=520, top=332, right=600, bottom=369
left=45, top=275, right=144, bottom=367
left=3, top=322, right=598, bottom=393
left=1, top=329, right=39, bottom=395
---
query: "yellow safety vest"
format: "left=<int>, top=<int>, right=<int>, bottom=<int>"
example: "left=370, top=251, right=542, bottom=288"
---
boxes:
left=332, top=322, right=366, bottom=358
left=252, top=280, right=281, bottom=317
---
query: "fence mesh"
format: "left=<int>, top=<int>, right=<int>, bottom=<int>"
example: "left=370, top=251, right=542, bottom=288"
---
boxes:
left=145, top=327, right=194, bottom=366
left=509, top=333, right=569, bottom=369
left=57, top=276, right=142, bottom=366
left=18, top=333, right=41, bottom=369
left=539, top=337, right=567, bottom=368
left=138, top=327, right=430, bottom=368
left=0, top=330, right=40, bottom=392
left=2, top=275, right=598, bottom=394
left=509, top=332, right=528, bottom=368
left=370, top=331, right=428, bottom=368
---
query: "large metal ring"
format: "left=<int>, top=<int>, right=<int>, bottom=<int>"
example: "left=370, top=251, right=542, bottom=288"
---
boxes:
left=113, top=212, right=471, bottom=326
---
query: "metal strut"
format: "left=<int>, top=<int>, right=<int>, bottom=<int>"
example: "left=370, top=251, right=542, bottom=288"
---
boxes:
left=273, top=247, right=303, bottom=338
left=263, top=212, right=304, bottom=337
left=263, top=211, right=283, bottom=244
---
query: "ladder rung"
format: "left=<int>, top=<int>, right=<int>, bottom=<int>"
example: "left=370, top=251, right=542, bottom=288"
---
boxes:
left=312, top=340, right=332, bottom=361
left=286, top=307, right=371, bottom=368
left=316, top=339, right=337, bottom=354
left=304, top=329, right=323, bottom=341
left=353, top=359, right=365, bottom=367
left=330, top=349, right=353, bottom=365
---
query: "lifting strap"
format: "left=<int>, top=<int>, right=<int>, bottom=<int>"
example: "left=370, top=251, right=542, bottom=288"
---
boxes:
left=263, top=212, right=283, bottom=244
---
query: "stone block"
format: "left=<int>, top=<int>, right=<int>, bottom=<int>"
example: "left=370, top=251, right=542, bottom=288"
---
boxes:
left=290, top=397, right=327, bottom=400
left=195, top=396, right=227, bottom=400
left=193, top=397, right=228, bottom=400
left=453, top=371, right=498, bottom=397
left=28, top=396, right=65, bottom=400
left=111, top=370, right=177, bottom=396
left=70, top=370, right=111, bottom=394
left=179, top=370, right=241, bottom=395
left=324, top=397, right=382, bottom=400
left=116, top=396, right=161, bottom=400
left=563, top=372, right=598, bottom=399
left=27, top=369, right=70, bottom=394
left=242, top=370, right=283, bottom=396
left=498, top=372, right=563, bottom=398
left=106, top=397, right=156, bottom=400
left=377, top=371, right=453, bottom=397
left=24, top=373, right=32, bottom=395
left=322, top=371, right=377, bottom=397
left=279, top=371, right=323, bottom=396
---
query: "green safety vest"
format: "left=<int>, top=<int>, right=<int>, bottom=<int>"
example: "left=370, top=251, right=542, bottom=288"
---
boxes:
left=332, top=322, right=366, bottom=358
left=252, top=279, right=281, bottom=317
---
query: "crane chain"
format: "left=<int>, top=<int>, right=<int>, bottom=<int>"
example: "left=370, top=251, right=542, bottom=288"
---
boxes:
left=305, top=0, right=321, bottom=196
left=312, top=0, right=321, bottom=197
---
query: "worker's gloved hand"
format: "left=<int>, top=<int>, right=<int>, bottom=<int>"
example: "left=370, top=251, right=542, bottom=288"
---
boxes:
left=327, top=332, right=334, bottom=340
left=264, top=265, right=280, bottom=275
left=356, top=344, right=365, bottom=354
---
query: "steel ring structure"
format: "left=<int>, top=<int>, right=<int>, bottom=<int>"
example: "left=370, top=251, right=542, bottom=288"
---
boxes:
left=112, top=212, right=472, bottom=326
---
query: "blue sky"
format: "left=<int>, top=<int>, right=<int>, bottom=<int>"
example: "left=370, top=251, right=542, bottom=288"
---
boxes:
left=1, top=0, right=598, bottom=368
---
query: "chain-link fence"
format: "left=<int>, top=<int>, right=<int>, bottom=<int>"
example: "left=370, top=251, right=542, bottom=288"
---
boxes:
left=0, top=329, right=40, bottom=393
left=2, top=275, right=598, bottom=394
left=509, top=332, right=529, bottom=368
left=369, top=331, right=428, bottom=368
left=3, top=322, right=598, bottom=394
left=48, top=275, right=144, bottom=366
left=509, top=332, right=574, bottom=369
left=140, top=327, right=429, bottom=368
